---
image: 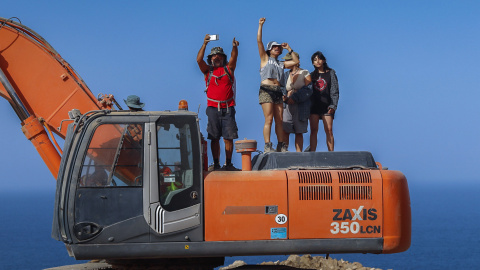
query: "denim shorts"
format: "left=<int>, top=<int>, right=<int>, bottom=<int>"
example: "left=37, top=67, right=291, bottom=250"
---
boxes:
left=206, top=106, right=239, bottom=140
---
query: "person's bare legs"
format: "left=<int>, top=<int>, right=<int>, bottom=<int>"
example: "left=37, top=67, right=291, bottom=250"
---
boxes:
left=211, top=138, right=220, bottom=160
left=261, top=103, right=274, bottom=143
left=273, top=103, right=284, bottom=143
left=224, top=139, right=233, bottom=161
left=309, top=114, right=320, bottom=151
left=322, top=115, right=334, bottom=151
left=294, top=133, right=303, bottom=152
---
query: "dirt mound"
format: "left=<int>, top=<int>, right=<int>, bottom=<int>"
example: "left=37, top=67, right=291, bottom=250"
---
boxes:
left=220, top=254, right=386, bottom=270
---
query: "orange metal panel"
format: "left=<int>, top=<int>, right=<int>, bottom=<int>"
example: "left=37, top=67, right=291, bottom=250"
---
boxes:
left=381, top=170, right=411, bottom=253
left=287, top=170, right=383, bottom=239
left=204, top=171, right=288, bottom=241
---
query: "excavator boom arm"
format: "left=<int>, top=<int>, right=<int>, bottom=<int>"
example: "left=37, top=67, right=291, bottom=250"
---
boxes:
left=0, top=17, right=116, bottom=177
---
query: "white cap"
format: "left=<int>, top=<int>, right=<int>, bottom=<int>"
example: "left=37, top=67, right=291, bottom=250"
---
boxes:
left=266, top=41, right=281, bottom=51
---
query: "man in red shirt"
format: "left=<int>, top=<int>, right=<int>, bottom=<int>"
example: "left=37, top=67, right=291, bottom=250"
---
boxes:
left=197, top=34, right=239, bottom=171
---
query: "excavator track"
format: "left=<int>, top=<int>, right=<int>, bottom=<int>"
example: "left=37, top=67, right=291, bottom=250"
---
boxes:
left=45, top=261, right=113, bottom=270
left=46, top=258, right=225, bottom=270
left=46, top=262, right=215, bottom=270
left=45, top=263, right=307, bottom=270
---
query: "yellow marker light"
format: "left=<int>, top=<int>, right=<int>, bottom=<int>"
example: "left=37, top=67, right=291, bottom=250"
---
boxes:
left=178, top=100, right=188, bottom=110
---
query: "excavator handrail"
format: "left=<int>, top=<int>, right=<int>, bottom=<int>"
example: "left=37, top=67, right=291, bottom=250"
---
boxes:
left=0, top=17, right=60, bottom=56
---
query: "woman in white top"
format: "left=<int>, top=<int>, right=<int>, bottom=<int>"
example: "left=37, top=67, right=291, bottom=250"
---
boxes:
left=282, top=52, right=312, bottom=152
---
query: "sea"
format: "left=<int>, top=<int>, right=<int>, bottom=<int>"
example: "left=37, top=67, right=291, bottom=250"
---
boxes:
left=0, top=182, right=479, bottom=270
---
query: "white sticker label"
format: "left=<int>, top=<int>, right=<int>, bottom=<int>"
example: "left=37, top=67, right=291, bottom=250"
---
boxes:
left=164, top=175, right=175, bottom=183
left=275, top=214, right=287, bottom=224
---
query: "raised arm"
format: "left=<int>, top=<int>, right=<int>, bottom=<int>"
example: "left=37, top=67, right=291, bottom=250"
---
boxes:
left=282, top=43, right=299, bottom=69
left=257, top=18, right=268, bottom=66
left=228, top=37, right=239, bottom=73
left=196, top=34, right=210, bottom=74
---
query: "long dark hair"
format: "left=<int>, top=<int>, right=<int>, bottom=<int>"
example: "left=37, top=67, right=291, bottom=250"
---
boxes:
left=310, top=51, right=332, bottom=82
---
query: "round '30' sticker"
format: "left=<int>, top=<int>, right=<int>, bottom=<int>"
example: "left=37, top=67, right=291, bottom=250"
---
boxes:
left=275, top=214, right=287, bottom=224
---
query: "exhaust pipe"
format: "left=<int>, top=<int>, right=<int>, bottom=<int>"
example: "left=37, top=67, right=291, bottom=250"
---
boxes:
left=235, top=139, right=257, bottom=171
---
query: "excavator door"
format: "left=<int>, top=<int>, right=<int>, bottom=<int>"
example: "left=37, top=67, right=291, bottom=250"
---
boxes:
left=147, top=114, right=203, bottom=242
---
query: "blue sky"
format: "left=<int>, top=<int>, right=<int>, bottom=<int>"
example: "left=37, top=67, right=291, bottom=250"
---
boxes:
left=1, top=1, right=480, bottom=192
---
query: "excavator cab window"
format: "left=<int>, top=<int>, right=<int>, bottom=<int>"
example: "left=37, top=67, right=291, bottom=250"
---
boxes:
left=157, top=117, right=195, bottom=209
left=79, top=123, right=143, bottom=187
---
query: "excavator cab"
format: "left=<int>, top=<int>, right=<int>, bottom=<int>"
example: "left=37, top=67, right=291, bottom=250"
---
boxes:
left=53, top=110, right=205, bottom=259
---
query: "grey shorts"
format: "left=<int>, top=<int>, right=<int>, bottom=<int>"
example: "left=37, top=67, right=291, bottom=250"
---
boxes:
left=206, top=106, right=239, bottom=140
left=283, top=104, right=308, bottom=134
left=259, top=84, right=284, bottom=104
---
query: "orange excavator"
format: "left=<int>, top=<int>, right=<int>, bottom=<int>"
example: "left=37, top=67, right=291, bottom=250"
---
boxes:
left=0, top=17, right=410, bottom=269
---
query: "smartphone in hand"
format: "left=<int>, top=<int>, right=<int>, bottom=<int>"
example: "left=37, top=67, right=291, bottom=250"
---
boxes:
left=208, top=34, right=219, bottom=41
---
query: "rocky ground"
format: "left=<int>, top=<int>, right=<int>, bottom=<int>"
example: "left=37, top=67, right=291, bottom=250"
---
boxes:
left=219, top=255, right=388, bottom=270
left=46, top=255, right=389, bottom=270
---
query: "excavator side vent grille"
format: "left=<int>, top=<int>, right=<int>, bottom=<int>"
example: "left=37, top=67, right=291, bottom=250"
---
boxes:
left=298, top=171, right=332, bottom=184
left=338, top=171, right=372, bottom=184
left=340, top=186, right=372, bottom=200
left=299, top=186, right=333, bottom=200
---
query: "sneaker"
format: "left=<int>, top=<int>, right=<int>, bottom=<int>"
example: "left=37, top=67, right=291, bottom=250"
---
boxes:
left=208, top=163, right=221, bottom=172
left=222, top=163, right=241, bottom=171
left=280, top=142, right=289, bottom=152
left=304, top=145, right=311, bottom=152
left=264, top=142, right=275, bottom=153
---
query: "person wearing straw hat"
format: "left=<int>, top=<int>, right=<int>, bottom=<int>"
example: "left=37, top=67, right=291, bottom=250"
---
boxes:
left=123, top=95, right=145, bottom=143
left=197, top=34, right=240, bottom=171
left=282, top=51, right=312, bottom=152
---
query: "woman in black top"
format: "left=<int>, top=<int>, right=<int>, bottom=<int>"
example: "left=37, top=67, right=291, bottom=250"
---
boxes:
left=309, top=51, right=339, bottom=151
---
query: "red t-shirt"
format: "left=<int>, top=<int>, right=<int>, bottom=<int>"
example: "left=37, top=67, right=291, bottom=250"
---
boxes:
left=205, top=66, right=235, bottom=108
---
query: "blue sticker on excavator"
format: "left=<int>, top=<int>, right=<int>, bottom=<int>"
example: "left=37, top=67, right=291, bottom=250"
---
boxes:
left=271, top=227, right=287, bottom=239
